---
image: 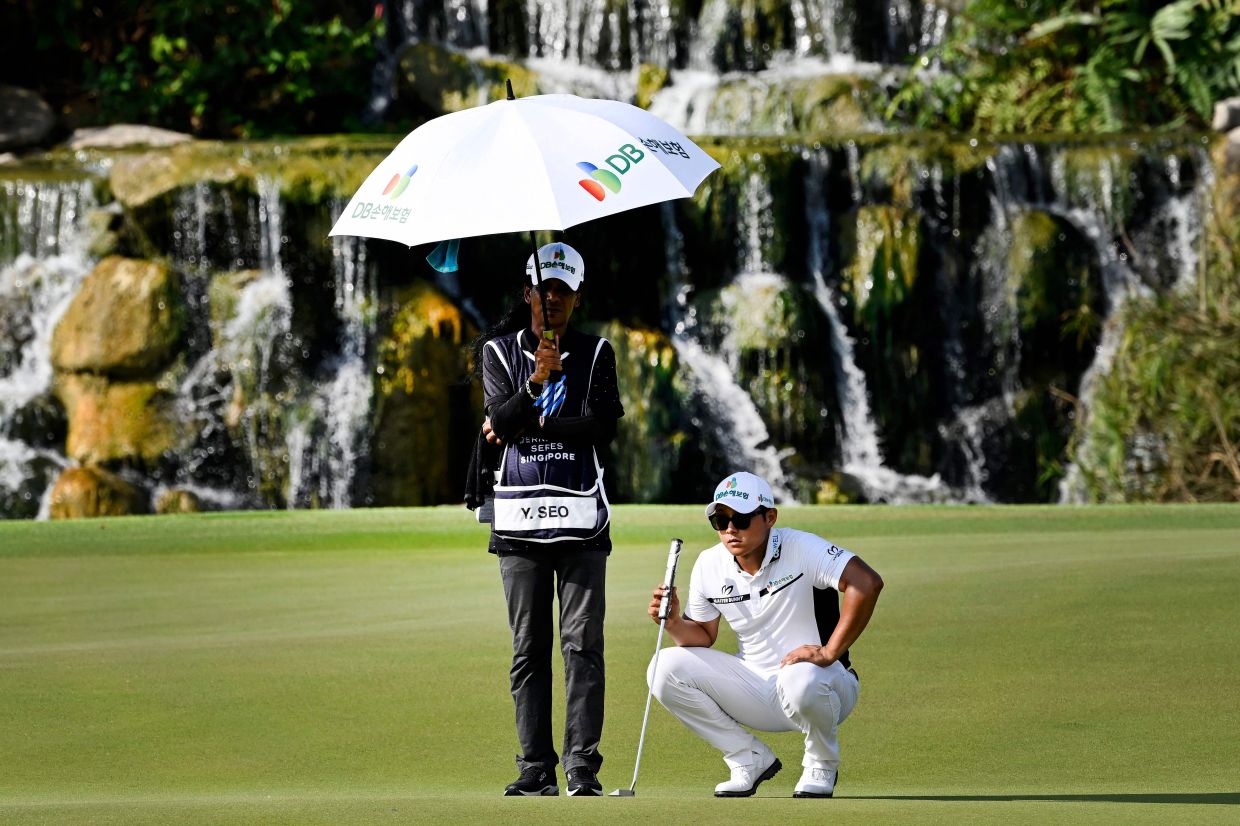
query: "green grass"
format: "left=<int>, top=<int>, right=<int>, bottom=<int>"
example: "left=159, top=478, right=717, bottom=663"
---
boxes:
left=1, top=504, right=1238, bottom=824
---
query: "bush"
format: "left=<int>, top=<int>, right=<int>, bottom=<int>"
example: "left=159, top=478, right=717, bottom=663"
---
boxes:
left=6, top=0, right=380, bottom=138
left=890, top=0, right=1240, bottom=134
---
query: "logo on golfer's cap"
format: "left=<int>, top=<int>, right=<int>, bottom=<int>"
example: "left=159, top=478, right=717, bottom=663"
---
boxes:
left=382, top=163, right=418, bottom=200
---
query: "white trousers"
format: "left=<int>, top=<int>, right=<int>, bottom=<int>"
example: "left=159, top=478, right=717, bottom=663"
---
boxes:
left=648, top=646, right=859, bottom=770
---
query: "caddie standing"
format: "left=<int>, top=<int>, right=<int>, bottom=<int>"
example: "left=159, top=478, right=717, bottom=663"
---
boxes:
left=476, top=242, right=624, bottom=797
left=647, top=471, right=883, bottom=798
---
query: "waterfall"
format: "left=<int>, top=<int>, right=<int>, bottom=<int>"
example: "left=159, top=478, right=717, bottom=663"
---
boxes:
left=802, top=147, right=954, bottom=503
left=0, top=179, right=97, bottom=518
left=175, top=176, right=295, bottom=507
left=967, top=141, right=1209, bottom=502
left=660, top=203, right=796, bottom=502
left=287, top=216, right=377, bottom=509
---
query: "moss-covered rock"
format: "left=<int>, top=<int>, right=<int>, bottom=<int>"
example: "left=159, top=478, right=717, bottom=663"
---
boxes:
left=589, top=322, right=691, bottom=503
left=155, top=487, right=204, bottom=514
left=636, top=64, right=670, bottom=110
left=370, top=281, right=476, bottom=506
left=395, top=42, right=539, bottom=119
left=48, top=466, right=148, bottom=518
left=694, top=74, right=883, bottom=135
left=838, top=204, right=938, bottom=474
left=687, top=142, right=800, bottom=285
left=51, top=256, right=183, bottom=377
left=1007, top=209, right=1102, bottom=386
left=691, top=273, right=840, bottom=475
left=54, top=374, right=184, bottom=467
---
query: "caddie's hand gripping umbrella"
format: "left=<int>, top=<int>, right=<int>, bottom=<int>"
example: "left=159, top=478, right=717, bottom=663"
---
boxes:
left=328, top=81, right=720, bottom=341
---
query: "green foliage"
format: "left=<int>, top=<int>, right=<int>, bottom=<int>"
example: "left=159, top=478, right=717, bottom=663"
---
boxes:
left=890, top=0, right=1240, bottom=133
left=80, top=1, right=380, bottom=137
left=1073, top=295, right=1240, bottom=501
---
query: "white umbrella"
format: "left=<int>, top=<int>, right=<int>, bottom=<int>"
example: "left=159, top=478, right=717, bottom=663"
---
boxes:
left=328, top=89, right=720, bottom=248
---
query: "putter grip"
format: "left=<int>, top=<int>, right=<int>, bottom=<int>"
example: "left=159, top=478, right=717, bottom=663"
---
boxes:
left=657, top=538, right=683, bottom=621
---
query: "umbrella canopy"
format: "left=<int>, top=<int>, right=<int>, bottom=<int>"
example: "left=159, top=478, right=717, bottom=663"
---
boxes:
left=328, top=93, right=720, bottom=247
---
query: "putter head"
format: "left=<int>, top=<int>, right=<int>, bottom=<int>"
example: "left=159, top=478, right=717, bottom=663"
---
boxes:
left=608, top=788, right=635, bottom=797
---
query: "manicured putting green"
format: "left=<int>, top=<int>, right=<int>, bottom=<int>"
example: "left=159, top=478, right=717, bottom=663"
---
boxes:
left=1, top=505, right=1238, bottom=824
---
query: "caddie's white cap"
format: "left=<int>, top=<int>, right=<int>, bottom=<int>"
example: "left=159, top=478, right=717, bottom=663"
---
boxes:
left=705, top=471, right=776, bottom=517
left=526, top=242, right=584, bottom=291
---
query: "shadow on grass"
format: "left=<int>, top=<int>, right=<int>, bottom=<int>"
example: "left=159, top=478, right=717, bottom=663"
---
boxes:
left=850, top=793, right=1240, bottom=805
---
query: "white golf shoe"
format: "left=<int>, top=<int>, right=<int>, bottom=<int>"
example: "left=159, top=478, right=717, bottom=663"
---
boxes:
left=713, top=744, right=782, bottom=798
left=792, top=765, right=837, bottom=798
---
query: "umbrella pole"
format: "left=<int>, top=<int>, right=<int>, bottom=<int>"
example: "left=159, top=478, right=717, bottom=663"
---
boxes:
left=529, top=235, right=562, bottom=386
left=529, top=236, right=554, bottom=343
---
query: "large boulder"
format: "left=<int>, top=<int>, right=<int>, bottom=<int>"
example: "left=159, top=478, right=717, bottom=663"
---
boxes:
left=590, top=322, right=692, bottom=503
left=52, top=256, right=183, bottom=377
left=48, top=466, right=148, bottom=519
left=370, top=281, right=477, bottom=506
left=0, top=85, right=55, bottom=151
left=395, top=41, right=539, bottom=119
left=54, top=374, right=184, bottom=467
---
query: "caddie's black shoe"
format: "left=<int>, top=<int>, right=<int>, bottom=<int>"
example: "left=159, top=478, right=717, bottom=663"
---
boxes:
left=566, top=766, right=602, bottom=796
left=503, top=765, right=558, bottom=796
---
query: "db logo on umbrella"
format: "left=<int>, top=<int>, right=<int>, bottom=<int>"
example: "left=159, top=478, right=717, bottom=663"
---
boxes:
left=576, top=144, right=646, bottom=201
left=382, top=163, right=419, bottom=200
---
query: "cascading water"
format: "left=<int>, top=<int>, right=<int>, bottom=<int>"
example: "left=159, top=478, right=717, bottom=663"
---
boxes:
left=801, top=147, right=953, bottom=502
left=660, top=197, right=797, bottom=503
left=0, top=178, right=97, bottom=518
left=286, top=220, right=377, bottom=509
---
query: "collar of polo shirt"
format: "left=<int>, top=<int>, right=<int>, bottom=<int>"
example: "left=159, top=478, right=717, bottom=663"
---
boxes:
left=732, top=528, right=782, bottom=576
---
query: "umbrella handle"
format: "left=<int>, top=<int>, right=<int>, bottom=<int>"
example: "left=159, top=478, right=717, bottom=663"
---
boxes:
left=530, top=240, right=562, bottom=383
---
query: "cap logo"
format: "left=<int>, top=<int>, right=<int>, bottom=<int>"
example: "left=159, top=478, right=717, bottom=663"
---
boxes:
left=382, top=163, right=418, bottom=200
left=727, top=477, right=737, bottom=489
left=539, top=260, right=576, bottom=275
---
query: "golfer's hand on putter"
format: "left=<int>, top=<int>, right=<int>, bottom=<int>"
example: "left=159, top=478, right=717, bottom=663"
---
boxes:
left=649, top=584, right=679, bottom=624
left=530, top=335, right=561, bottom=384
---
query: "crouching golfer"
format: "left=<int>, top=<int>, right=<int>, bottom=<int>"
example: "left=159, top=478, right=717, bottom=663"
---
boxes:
left=647, top=471, right=883, bottom=798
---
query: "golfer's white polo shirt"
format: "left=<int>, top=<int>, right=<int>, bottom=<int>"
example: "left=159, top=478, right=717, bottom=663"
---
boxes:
left=685, top=527, right=855, bottom=673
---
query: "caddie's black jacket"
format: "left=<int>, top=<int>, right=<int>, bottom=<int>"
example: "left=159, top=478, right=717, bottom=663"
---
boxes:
left=481, top=326, right=623, bottom=553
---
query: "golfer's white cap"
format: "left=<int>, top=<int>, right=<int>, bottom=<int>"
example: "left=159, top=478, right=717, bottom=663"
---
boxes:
left=526, top=242, right=584, bottom=291
left=705, top=471, right=776, bottom=517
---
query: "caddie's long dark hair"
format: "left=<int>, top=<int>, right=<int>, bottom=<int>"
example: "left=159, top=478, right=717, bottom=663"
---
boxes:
left=468, top=288, right=528, bottom=382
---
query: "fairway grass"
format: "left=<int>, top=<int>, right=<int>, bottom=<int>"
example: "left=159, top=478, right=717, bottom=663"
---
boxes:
left=1, top=504, right=1238, bottom=824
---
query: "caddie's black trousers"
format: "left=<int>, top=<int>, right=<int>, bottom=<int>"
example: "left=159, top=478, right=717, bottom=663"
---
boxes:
left=499, top=549, right=607, bottom=775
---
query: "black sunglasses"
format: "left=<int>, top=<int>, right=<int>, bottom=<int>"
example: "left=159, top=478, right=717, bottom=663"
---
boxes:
left=708, top=507, right=767, bottom=531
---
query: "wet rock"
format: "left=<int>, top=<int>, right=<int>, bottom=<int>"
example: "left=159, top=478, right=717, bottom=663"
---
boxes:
left=52, top=256, right=184, bottom=377
left=54, top=374, right=185, bottom=466
left=395, top=41, right=539, bottom=119
left=155, top=488, right=203, bottom=514
left=49, top=466, right=148, bottom=518
left=0, top=85, right=55, bottom=151
left=589, top=322, right=692, bottom=503
left=636, top=64, right=670, bottom=110
left=66, top=124, right=193, bottom=150
left=1212, top=97, right=1240, bottom=132
left=370, top=281, right=476, bottom=506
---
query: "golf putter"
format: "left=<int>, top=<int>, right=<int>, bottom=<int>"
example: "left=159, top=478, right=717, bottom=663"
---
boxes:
left=610, top=538, right=683, bottom=797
